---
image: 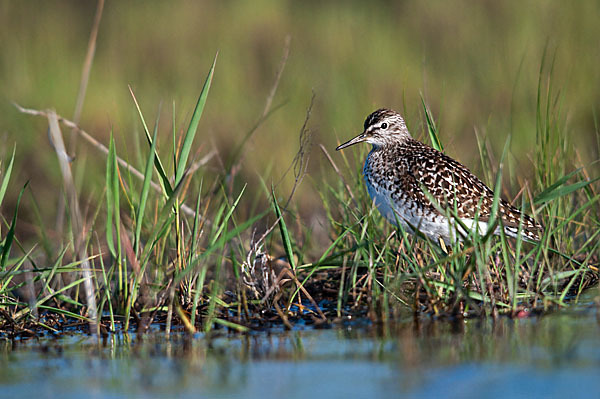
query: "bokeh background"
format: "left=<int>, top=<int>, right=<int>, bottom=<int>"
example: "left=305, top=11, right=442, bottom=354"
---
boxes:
left=1, top=1, right=599, bottom=235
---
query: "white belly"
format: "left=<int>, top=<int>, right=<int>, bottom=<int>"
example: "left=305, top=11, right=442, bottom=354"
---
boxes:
left=366, top=182, right=489, bottom=244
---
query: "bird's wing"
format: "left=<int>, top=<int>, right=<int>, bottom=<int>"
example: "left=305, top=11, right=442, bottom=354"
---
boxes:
left=407, top=143, right=542, bottom=239
left=407, top=144, right=494, bottom=219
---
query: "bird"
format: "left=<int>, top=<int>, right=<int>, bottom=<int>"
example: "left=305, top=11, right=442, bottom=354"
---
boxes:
left=336, top=108, right=543, bottom=245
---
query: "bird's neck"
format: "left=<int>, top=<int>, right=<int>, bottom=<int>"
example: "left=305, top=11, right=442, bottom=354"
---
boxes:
left=371, top=138, right=409, bottom=151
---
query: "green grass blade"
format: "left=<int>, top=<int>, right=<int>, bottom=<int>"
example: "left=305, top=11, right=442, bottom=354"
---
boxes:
left=0, top=247, right=34, bottom=295
left=177, top=210, right=268, bottom=284
left=535, top=167, right=581, bottom=200
left=209, top=184, right=246, bottom=247
left=129, top=86, right=173, bottom=197
left=1, top=182, right=26, bottom=271
left=106, top=133, right=124, bottom=296
left=421, top=96, right=443, bottom=151
left=106, top=133, right=117, bottom=258
left=189, top=181, right=204, bottom=328
left=134, top=117, right=159, bottom=255
left=272, top=190, right=296, bottom=271
left=34, top=277, right=89, bottom=309
left=534, top=170, right=599, bottom=205
left=188, top=180, right=203, bottom=266
left=486, top=136, right=510, bottom=235
left=137, top=177, right=189, bottom=269
left=36, top=305, right=94, bottom=322
left=0, top=145, right=16, bottom=208
left=213, top=317, right=249, bottom=332
left=175, top=52, right=217, bottom=185
left=97, top=246, right=116, bottom=332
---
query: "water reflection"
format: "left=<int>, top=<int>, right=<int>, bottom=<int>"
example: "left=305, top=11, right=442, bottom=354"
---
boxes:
left=0, top=302, right=599, bottom=398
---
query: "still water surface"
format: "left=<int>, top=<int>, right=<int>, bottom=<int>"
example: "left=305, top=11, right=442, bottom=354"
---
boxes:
left=1, top=300, right=599, bottom=398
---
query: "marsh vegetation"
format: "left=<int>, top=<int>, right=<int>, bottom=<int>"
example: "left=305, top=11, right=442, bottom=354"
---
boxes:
left=0, top=1, right=599, bottom=339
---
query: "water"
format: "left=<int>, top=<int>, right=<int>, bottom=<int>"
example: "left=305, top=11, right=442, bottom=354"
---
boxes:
left=1, top=302, right=599, bottom=399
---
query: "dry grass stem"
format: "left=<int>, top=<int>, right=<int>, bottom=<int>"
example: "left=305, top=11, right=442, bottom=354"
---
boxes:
left=47, top=110, right=98, bottom=333
left=14, top=103, right=212, bottom=218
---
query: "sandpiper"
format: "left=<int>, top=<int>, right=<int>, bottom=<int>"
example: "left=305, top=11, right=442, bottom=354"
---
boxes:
left=336, top=108, right=543, bottom=244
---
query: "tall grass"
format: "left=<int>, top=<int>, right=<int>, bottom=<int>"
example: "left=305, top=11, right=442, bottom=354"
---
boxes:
left=318, top=59, right=599, bottom=320
left=0, top=52, right=598, bottom=337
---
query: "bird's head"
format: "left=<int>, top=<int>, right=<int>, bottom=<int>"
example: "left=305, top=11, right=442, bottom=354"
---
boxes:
left=336, top=108, right=411, bottom=151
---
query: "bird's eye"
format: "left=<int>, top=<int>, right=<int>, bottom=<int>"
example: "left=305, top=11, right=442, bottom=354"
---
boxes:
left=380, top=123, right=388, bottom=129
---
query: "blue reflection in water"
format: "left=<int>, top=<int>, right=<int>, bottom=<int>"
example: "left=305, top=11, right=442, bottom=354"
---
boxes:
left=0, top=304, right=599, bottom=399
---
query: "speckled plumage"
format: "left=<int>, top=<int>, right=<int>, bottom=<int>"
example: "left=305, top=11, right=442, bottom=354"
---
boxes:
left=336, top=108, right=543, bottom=244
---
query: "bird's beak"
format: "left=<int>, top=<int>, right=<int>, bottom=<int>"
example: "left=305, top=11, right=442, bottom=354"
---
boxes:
left=336, top=132, right=367, bottom=150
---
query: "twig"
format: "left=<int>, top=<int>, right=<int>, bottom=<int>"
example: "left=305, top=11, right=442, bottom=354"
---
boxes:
left=281, top=91, right=314, bottom=210
left=187, top=149, right=218, bottom=176
left=13, top=104, right=213, bottom=218
left=58, top=0, right=105, bottom=234
left=47, top=110, right=98, bottom=334
left=262, top=35, right=290, bottom=118
left=242, top=93, right=316, bottom=261
left=70, top=0, right=104, bottom=148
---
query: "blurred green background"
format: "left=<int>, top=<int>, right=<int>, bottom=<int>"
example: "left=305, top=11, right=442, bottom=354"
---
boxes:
left=1, top=1, right=599, bottom=232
